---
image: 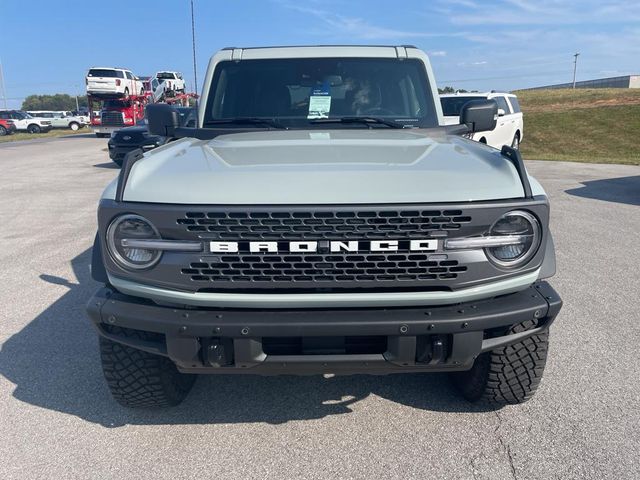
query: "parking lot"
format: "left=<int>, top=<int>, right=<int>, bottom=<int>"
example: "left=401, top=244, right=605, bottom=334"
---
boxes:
left=0, top=135, right=638, bottom=479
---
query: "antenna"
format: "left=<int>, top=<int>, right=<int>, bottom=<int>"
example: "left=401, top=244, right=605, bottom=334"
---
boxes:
left=190, top=0, right=199, bottom=121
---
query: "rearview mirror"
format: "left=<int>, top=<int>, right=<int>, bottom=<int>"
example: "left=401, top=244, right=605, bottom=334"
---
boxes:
left=460, top=99, right=497, bottom=133
left=146, top=103, right=181, bottom=137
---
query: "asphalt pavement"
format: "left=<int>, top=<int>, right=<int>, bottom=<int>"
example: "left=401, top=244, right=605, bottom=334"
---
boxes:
left=0, top=135, right=638, bottom=480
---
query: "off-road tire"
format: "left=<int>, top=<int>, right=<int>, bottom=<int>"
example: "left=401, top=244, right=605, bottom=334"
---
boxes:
left=450, top=319, right=549, bottom=405
left=27, top=124, right=41, bottom=134
left=99, top=328, right=197, bottom=408
left=69, top=121, right=80, bottom=131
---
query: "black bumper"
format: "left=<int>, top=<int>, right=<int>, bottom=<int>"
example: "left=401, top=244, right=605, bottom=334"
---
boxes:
left=87, top=282, right=561, bottom=375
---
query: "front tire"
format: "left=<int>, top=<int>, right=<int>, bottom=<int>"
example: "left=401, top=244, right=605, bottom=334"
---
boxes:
left=450, top=319, right=549, bottom=405
left=27, top=124, right=41, bottom=134
left=69, top=122, right=80, bottom=131
left=100, top=328, right=197, bottom=408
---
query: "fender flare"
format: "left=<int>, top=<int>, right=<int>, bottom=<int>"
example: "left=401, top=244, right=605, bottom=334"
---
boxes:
left=91, top=232, right=109, bottom=283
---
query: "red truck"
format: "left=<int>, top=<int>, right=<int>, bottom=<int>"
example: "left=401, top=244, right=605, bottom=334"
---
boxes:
left=89, top=96, right=146, bottom=138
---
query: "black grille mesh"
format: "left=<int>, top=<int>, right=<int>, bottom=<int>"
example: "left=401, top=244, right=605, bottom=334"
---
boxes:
left=181, top=253, right=468, bottom=285
left=177, top=209, right=472, bottom=240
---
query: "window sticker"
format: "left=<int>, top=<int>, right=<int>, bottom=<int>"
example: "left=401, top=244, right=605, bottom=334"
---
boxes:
left=307, top=82, right=331, bottom=119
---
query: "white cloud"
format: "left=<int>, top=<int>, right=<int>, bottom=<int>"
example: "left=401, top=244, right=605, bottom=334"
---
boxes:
left=275, top=1, right=467, bottom=40
left=429, top=50, right=447, bottom=57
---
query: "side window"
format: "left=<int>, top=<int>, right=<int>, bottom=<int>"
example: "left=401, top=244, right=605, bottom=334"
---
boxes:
left=508, top=96, right=521, bottom=113
left=494, top=96, right=512, bottom=114
left=125, top=71, right=133, bottom=80
left=0, top=112, right=8, bottom=119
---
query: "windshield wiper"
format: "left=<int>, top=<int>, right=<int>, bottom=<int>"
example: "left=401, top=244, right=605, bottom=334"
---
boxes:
left=205, top=117, right=287, bottom=129
left=309, top=116, right=405, bottom=129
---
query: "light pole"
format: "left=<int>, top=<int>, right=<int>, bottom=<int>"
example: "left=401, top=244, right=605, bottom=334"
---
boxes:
left=0, top=58, right=7, bottom=109
left=572, top=53, right=580, bottom=89
left=190, top=0, right=199, bottom=115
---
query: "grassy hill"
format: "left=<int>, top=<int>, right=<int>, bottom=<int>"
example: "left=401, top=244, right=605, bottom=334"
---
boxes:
left=514, top=88, right=640, bottom=165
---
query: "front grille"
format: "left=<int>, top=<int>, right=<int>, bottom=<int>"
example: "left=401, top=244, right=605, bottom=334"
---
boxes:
left=177, top=209, right=472, bottom=240
left=101, top=111, right=124, bottom=127
left=181, top=253, right=468, bottom=286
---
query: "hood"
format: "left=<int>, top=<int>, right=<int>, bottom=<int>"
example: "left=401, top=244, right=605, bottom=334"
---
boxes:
left=120, top=129, right=529, bottom=204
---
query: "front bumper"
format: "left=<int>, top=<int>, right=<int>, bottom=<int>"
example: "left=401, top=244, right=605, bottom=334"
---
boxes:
left=108, top=142, right=157, bottom=162
left=87, top=282, right=562, bottom=375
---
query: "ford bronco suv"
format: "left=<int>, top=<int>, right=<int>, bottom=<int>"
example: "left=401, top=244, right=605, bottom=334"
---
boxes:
left=87, top=46, right=562, bottom=408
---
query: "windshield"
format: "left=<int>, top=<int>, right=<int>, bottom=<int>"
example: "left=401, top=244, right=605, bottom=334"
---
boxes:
left=156, top=72, right=175, bottom=79
left=88, top=69, right=124, bottom=78
left=204, top=57, right=437, bottom=128
left=439, top=96, right=486, bottom=116
left=104, top=100, right=130, bottom=109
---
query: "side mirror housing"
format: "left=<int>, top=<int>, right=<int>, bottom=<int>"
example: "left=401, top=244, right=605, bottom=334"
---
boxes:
left=460, top=99, right=497, bottom=133
left=146, top=103, right=181, bottom=137
left=497, top=108, right=506, bottom=117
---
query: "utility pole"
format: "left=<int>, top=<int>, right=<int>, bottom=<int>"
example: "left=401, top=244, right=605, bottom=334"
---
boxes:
left=190, top=0, right=199, bottom=118
left=0, top=58, right=7, bottom=109
left=572, top=53, right=580, bottom=89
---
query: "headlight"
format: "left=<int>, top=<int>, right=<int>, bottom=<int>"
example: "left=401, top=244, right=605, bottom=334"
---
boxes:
left=106, top=214, right=161, bottom=270
left=485, top=210, right=541, bottom=268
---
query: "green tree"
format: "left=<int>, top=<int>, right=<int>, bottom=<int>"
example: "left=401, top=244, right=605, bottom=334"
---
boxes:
left=21, top=94, right=88, bottom=111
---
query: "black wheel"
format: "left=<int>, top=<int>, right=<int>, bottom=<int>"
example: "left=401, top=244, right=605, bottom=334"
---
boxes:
left=511, top=133, right=520, bottom=150
left=99, top=327, right=197, bottom=408
left=69, top=122, right=80, bottom=131
left=450, top=319, right=549, bottom=405
left=0, top=125, right=6, bottom=136
left=27, top=124, right=41, bottom=134
left=479, top=137, right=487, bottom=144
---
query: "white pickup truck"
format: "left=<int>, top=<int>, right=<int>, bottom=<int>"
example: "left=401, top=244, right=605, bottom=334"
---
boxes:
left=155, top=71, right=186, bottom=93
left=440, top=92, right=524, bottom=150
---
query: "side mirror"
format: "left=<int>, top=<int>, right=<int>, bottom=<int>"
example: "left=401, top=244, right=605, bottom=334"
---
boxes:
left=460, top=99, right=497, bottom=133
left=497, top=108, right=506, bottom=117
left=146, top=103, right=181, bottom=136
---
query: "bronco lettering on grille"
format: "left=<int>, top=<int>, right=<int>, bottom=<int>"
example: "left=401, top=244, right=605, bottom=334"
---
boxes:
left=209, top=239, right=438, bottom=253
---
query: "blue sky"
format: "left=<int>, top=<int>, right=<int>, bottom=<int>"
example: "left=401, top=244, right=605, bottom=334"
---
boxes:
left=1, top=0, right=638, bottom=108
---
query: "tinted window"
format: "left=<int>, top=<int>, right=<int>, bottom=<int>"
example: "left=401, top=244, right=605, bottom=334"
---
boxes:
left=0, top=112, right=9, bottom=119
left=493, top=96, right=511, bottom=114
left=125, top=71, right=133, bottom=80
left=88, top=69, right=124, bottom=78
left=157, top=72, right=176, bottom=80
left=104, top=100, right=130, bottom=109
left=508, top=96, right=521, bottom=113
left=439, top=96, right=487, bottom=116
left=205, top=58, right=436, bottom=128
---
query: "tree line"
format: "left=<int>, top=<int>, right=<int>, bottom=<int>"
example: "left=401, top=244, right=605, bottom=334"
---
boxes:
left=21, top=94, right=88, bottom=111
